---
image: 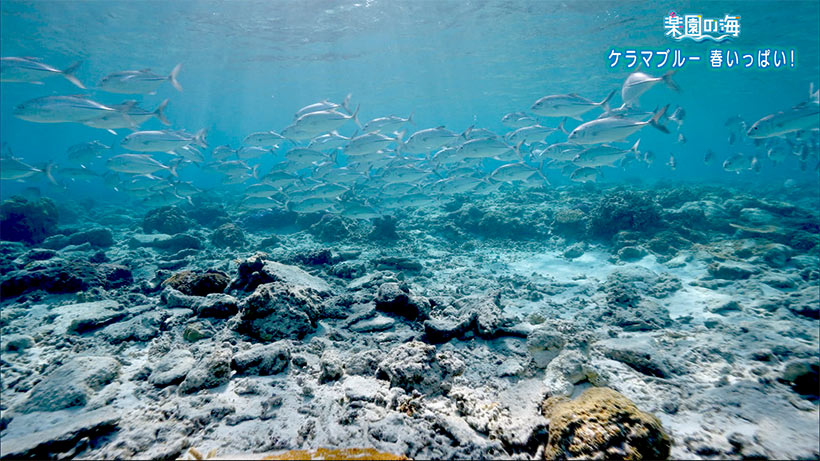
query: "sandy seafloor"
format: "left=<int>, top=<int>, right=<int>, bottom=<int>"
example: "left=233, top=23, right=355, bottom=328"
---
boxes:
left=0, top=182, right=818, bottom=460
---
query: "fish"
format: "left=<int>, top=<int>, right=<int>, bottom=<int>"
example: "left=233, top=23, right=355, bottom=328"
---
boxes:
left=572, top=140, right=640, bottom=168
left=237, top=146, right=272, bottom=160
left=285, top=148, right=329, bottom=168
left=211, top=145, right=236, bottom=161
left=14, top=95, right=118, bottom=123
left=677, top=133, right=687, bottom=144
left=58, top=166, right=102, bottom=181
left=243, top=131, right=285, bottom=147
left=173, top=145, right=205, bottom=163
left=293, top=106, right=360, bottom=137
left=401, top=126, right=465, bottom=154
left=704, top=149, right=715, bottom=165
left=107, top=154, right=178, bottom=176
left=121, top=129, right=207, bottom=153
left=260, top=169, right=300, bottom=188
left=281, top=123, right=315, bottom=141
left=245, top=183, right=281, bottom=197
left=620, top=71, right=679, bottom=107
left=380, top=164, right=432, bottom=184
left=457, top=137, right=515, bottom=159
left=294, top=94, right=351, bottom=119
left=728, top=133, right=737, bottom=145
left=746, top=102, right=820, bottom=139
left=0, top=156, right=54, bottom=182
left=722, top=153, right=754, bottom=172
left=363, top=113, right=414, bottom=133
left=501, top=112, right=538, bottom=129
left=380, top=192, right=437, bottom=209
left=429, top=176, right=485, bottom=194
left=666, top=154, right=676, bottom=170
left=340, top=202, right=381, bottom=219
left=287, top=197, right=336, bottom=213
left=82, top=99, right=170, bottom=133
left=669, top=106, right=686, bottom=127
left=569, top=166, right=598, bottom=182
left=489, top=162, right=546, bottom=183
left=567, top=105, right=669, bottom=145
left=240, top=196, right=281, bottom=210
left=505, top=124, right=558, bottom=145
left=98, top=63, right=182, bottom=94
left=530, top=90, right=615, bottom=119
left=308, top=131, right=350, bottom=151
left=534, top=142, right=585, bottom=161
left=0, top=57, right=85, bottom=88
left=345, top=131, right=402, bottom=157
left=67, top=140, right=110, bottom=164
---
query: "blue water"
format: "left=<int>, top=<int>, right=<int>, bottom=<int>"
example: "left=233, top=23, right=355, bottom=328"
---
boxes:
left=1, top=0, right=818, bottom=199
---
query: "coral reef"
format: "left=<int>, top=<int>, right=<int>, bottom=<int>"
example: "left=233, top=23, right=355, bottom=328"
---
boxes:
left=0, top=197, right=58, bottom=244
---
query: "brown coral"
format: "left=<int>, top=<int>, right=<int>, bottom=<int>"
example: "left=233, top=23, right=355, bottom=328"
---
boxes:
left=541, top=387, right=671, bottom=460
left=263, top=448, right=409, bottom=460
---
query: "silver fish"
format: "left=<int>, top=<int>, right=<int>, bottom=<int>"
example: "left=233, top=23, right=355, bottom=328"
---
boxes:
left=568, top=106, right=668, bottom=145
left=107, top=154, right=178, bottom=176
left=121, top=129, right=207, bottom=153
left=98, top=63, right=182, bottom=94
left=14, top=95, right=117, bottom=123
left=1, top=57, right=85, bottom=88
left=531, top=90, right=615, bottom=118
left=621, top=71, right=679, bottom=107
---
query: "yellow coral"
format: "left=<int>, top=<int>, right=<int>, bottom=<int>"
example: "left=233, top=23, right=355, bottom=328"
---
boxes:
left=262, top=448, right=409, bottom=460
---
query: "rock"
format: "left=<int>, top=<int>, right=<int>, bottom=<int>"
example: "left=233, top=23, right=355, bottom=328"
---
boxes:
left=0, top=258, right=104, bottom=297
left=330, top=260, right=367, bottom=279
left=423, top=316, right=473, bottom=343
left=319, top=351, right=344, bottom=383
left=617, top=245, right=648, bottom=261
left=0, top=197, right=58, bottom=244
left=50, top=300, right=126, bottom=335
left=178, top=349, right=232, bottom=394
left=372, top=256, right=423, bottom=272
left=595, top=336, right=677, bottom=378
left=241, top=207, right=299, bottom=231
left=376, top=341, right=463, bottom=394
left=99, top=311, right=166, bottom=344
left=541, top=387, right=671, bottom=460
left=143, top=206, right=192, bottom=234
left=231, top=254, right=332, bottom=294
left=236, top=282, right=323, bottom=341
left=780, top=360, right=819, bottom=398
left=761, top=243, right=792, bottom=267
left=375, top=282, right=431, bottom=320
left=562, top=242, right=586, bottom=259
left=369, top=216, right=399, bottom=241
left=18, top=356, right=120, bottom=413
left=231, top=342, right=291, bottom=376
left=161, top=270, right=229, bottom=296
left=96, top=263, right=133, bottom=289
left=187, top=204, right=230, bottom=228
left=588, top=191, right=662, bottom=238
left=309, top=214, right=351, bottom=242
left=349, top=314, right=396, bottom=332
left=195, top=293, right=239, bottom=318
left=211, top=223, right=246, bottom=248
left=543, top=349, right=603, bottom=397
left=1, top=334, right=34, bottom=352
left=0, top=408, right=120, bottom=459
left=710, top=300, right=742, bottom=315
left=551, top=209, right=587, bottom=239
left=708, top=261, right=757, bottom=280
left=183, top=321, right=214, bottom=342
left=151, top=233, right=202, bottom=252
left=67, top=228, right=114, bottom=248
left=527, top=327, right=566, bottom=368
left=149, top=349, right=195, bottom=387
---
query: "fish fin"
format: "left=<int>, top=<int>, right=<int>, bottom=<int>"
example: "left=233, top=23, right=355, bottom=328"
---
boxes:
left=462, top=125, right=474, bottom=139
left=630, top=138, right=641, bottom=155
left=351, top=104, right=361, bottom=128
left=194, top=128, right=208, bottom=148
left=572, top=115, right=583, bottom=121
left=649, top=105, right=670, bottom=133
left=557, top=118, right=569, bottom=135
left=598, top=89, right=616, bottom=112
left=407, top=112, right=415, bottom=126
left=43, top=162, right=59, bottom=186
left=252, top=164, right=259, bottom=180
left=514, top=141, right=524, bottom=161
left=61, top=61, right=85, bottom=89
left=342, top=93, right=352, bottom=114
left=107, top=129, right=118, bottom=135
left=169, top=63, right=183, bottom=92
left=662, top=70, right=680, bottom=92
left=394, top=130, right=406, bottom=144
left=154, top=99, right=171, bottom=126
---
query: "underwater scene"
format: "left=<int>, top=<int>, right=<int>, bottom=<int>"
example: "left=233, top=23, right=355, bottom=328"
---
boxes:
left=1, top=0, right=819, bottom=459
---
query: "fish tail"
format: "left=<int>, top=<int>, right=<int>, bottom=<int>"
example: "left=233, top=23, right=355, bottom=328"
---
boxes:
left=630, top=138, right=641, bottom=156
left=43, top=162, right=59, bottom=186
left=513, top=141, right=524, bottom=161
left=599, top=89, right=616, bottom=112
left=557, top=117, right=569, bottom=135
left=251, top=164, right=259, bottom=180
left=168, top=163, right=179, bottom=178
left=662, top=70, right=680, bottom=92
left=169, top=63, right=183, bottom=92
left=194, top=128, right=208, bottom=148
left=342, top=94, right=352, bottom=114
left=461, top=125, right=474, bottom=139
left=351, top=104, right=362, bottom=128
left=155, top=99, right=171, bottom=126
left=61, top=61, right=86, bottom=89
left=649, top=105, right=670, bottom=134
left=407, top=112, right=415, bottom=126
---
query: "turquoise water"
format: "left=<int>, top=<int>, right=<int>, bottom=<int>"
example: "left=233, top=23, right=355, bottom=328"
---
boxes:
left=1, top=0, right=818, bottom=199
